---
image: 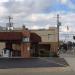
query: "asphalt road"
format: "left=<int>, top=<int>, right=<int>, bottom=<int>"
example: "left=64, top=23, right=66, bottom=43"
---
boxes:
left=0, top=57, right=73, bottom=75
left=0, top=57, right=68, bottom=69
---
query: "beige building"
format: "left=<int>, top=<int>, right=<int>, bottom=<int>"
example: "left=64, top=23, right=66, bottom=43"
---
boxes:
left=31, top=27, right=58, bottom=56
left=0, top=43, right=5, bottom=55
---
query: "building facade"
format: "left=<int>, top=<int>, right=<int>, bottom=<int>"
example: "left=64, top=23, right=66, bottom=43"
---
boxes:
left=31, top=27, right=58, bottom=57
left=0, top=27, right=58, bottom=58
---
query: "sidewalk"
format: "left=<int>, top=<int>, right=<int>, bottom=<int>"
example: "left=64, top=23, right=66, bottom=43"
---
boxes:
left=60, top=52, right=75, bottom=72
left=64, top=57, right=75, bottom=71
left=0, top=67, right=74, bottom=75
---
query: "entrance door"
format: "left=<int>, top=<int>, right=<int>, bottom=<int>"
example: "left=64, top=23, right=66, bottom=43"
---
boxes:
left=31, top=43, right=39, bottom=57
left=31, top=44, right=50, bottom=57
left=38, top=44, right=50, bottom=57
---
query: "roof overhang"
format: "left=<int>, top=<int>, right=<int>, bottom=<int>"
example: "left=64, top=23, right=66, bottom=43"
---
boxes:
left=0, top=32, right=22, bottom=41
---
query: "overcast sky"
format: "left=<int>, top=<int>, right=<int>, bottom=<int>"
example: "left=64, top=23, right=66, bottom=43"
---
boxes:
left=0, top=0, right=75, bottom=41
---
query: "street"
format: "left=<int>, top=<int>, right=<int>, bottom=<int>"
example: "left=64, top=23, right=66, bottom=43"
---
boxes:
left=0, top=57, right=73, bottom=75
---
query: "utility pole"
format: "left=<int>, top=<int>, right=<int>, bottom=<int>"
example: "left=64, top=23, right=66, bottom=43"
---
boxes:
left=57, top=14, right=61, bottom=50
left=8, top=16, right=12, bottom=23
left=6, top=16, right=14, bottom=31
left=8, top=16, right=13, bottom=27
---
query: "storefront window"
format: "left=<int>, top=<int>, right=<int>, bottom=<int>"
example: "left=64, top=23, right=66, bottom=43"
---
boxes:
left=22, top=37, right=29, bottom=43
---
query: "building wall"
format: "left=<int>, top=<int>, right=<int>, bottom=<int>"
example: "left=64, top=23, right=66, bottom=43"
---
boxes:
left=0, top=27, right=58, bottom=57
left=50, top=42, right=58, bottom=53
left=31, top=27, right=58, bottom=53
left=31, top=28, right=58, bottom=42
left=12, top=44, right=21, bottom=51
left=20, top=29, right=31, bottom=58
left=21, top=43, right=30, bottom=58
left=30, top=33, right=41, bottom=43
left=0, top=43, right=5, bottom=55
left=0, top=28, right=31, bottom=58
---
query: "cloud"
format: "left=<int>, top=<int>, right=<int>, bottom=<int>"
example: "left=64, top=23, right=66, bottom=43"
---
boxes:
left=0, top=0, right=75, bottom=31
left=58, top=0, right=68, bottom=4
left=58, top=0, right=75, bottom=10
left=30, top=25, right=39, bottom=29
left=30, top=24, right=50, bottom=29
left=26, top=13, right=55, bottom=22
left=3, top=0, right=57, bottom=18
left=0, top=0, right=9, bottom=2
left=15, top=0, right=24, bottom=2
left=68, top=2, right=75, bottom=9
left=0, top=3, right=8, bottom=17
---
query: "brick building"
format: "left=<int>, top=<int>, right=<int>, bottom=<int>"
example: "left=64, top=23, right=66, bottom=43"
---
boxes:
left=0, top=27, right=58, bottom=58
left=0, top=27, right=41, bottom=58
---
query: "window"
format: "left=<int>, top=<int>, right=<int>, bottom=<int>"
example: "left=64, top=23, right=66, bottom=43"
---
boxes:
left=48, top=34, right=54, bottom=41
left=48, top=34, right=51, bottom=40
left=22, top=37, right=29, bottom=43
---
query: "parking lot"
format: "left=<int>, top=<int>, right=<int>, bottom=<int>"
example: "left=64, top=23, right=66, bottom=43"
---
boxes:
left=0, top=57, right=68, bottom=69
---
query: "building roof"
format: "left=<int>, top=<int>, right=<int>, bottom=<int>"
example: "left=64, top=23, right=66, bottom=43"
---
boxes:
left=30, top=33, right=41, bottom=43
left=0, top=32, right=22, bottom=41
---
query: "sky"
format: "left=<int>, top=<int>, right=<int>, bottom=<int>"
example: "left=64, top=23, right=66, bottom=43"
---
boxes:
left=0, top=0, right=75, bottom=41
